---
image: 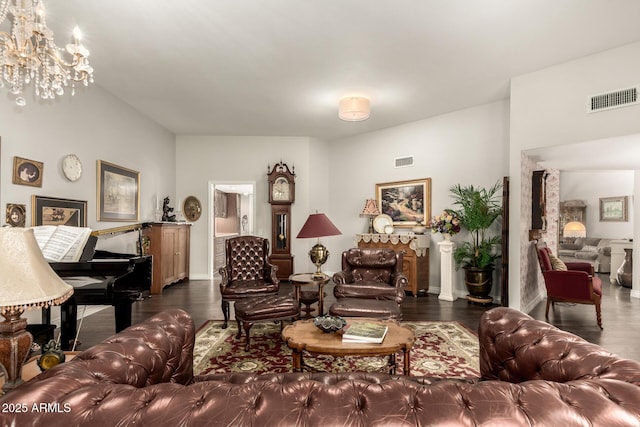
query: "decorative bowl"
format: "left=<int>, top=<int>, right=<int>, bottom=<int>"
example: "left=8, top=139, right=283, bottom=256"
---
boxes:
left=313, top=315, right=347, bottom=333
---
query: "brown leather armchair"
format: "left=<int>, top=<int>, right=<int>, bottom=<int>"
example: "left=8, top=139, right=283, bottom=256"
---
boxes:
left=219, top=236, right=279, bottom=328
left=536, top=241, right=603, bottom=329
left=330, top=248, right=407, bottom=319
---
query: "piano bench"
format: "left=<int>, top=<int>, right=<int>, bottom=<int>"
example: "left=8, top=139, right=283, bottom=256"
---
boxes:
left=234, top=296, right=300, bottom=351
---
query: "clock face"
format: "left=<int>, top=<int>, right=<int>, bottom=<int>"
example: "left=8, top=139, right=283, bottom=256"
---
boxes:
left=62, top=154, right=82, bottom=182
left=272, top=177, right=290, bottom=201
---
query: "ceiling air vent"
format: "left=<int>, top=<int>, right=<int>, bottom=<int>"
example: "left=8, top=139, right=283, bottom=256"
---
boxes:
left=395, top=155, right=414, bottom=168
left=589, top=86, right=638, bottom=113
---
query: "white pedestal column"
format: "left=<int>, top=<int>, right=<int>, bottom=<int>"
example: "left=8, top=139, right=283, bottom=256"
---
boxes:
left=438, top=240, right=456, bottom=301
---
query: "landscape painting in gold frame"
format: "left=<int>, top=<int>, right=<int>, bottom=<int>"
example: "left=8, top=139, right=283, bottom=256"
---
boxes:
left=97, top=160, right=140, bottom=222
left=376, top=178, right=431, bottom=228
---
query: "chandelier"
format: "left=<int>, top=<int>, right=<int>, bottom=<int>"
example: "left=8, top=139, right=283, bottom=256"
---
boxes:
left=0, top=0, right=93, bottom=106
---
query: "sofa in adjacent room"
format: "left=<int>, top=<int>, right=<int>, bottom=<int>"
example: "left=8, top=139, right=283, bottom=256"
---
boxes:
left=558, top=237, right=612, bottom=273
left=2, top=308, right=639, bottom=426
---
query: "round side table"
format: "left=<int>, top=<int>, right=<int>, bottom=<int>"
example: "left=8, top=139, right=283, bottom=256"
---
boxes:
left=289, top=273, right=330, bottom=317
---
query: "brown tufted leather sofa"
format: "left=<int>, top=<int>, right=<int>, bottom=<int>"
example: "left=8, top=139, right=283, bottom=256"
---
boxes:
left=2, top=307, right=640, bottom=426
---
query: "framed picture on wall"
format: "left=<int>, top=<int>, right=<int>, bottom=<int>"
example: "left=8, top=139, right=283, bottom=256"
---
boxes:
left=97, top=160, right=140, bottom=222
left=12, top=156, right=43, bottom=187
left=32, top=196, right=87, bottom=227
left=376, top=178, right=431, bottom=227
left=599, top=196, right=628, bottom=222
left=6, top=203, right=26, bottom=227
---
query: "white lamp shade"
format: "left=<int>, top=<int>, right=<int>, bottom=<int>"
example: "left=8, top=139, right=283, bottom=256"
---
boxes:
left=0, top=228, right=73, bottom=313
left=563, top=221, right=586, bottom=238
left=338, top=97, right=370, bottom=121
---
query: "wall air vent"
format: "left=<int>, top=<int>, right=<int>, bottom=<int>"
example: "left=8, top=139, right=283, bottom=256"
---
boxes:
left=589, top=86, right=638, bottom=112
left=395, top=155, right=414, bottom=168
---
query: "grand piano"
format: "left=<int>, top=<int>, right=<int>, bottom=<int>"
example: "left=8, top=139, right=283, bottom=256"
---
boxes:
left=44, top=224, right=152, bottom=351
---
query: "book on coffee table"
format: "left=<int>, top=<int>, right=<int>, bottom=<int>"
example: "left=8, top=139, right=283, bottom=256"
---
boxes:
left=342, top=322, right=388, bottom=344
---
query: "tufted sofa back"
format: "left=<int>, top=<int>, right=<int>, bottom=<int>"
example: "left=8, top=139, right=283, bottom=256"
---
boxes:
left=3, top=307, right=640, bottom=426
left=226, top=235, right=268, bottom=281
left=342, top=248, right=403, bottom=284
left=479, top=306, right=640, bottom=385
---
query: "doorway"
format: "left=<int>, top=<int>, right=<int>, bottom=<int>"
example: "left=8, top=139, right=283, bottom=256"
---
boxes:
left=210, top=181, right=256, bottom=277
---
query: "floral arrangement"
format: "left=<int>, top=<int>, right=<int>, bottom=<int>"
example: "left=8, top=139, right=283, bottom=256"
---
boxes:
left=428, top=211, right=461, bottom=235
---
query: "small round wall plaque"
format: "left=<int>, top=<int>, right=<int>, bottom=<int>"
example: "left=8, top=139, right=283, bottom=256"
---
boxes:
left=183, top=196, right=202, bottom=222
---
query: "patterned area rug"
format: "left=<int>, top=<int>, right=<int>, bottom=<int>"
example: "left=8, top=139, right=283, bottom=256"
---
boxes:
left=194, top=320, right=479, bottom=378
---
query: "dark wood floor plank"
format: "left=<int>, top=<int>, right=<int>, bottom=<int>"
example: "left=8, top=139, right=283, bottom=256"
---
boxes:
left=71, top=273, right=640, bottom=360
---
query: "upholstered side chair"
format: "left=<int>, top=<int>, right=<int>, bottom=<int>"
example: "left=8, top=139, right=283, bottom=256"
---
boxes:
left=219, top=236, right=279, bottom=328
left=536, top=241, right=603, bottom=329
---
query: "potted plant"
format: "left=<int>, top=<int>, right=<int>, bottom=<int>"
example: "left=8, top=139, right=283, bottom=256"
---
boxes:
left=446, top=182, right=502, bottom=303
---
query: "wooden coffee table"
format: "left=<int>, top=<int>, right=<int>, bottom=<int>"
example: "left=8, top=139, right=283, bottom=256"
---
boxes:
left=281, top=318, right=415, bottom=375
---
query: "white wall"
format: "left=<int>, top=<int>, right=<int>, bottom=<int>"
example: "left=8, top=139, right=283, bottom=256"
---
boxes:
left=560, top=171, right=634, bottom=239
left=326, top=101, right=509, bottom=299
left=175, top=135, right=329, bottom=279
left=175, top=102, right=509, bottom=300
left=0, top=85, right=176, bottom=324
left=511, top=42, right=640, bottom=150
left=510, top=41, right=640, bottom=308
left=1, top=86, right=176, bottom=230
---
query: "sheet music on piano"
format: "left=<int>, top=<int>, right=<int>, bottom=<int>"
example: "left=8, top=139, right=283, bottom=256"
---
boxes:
left=32, top=225, right=92, bottom=262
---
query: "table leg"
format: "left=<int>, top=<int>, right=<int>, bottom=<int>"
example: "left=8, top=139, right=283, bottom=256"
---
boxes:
left=292, top=349, right=302, bottom=372
left=388, top=354, right=396, bottom=375
left=403, top=349, right=411, bottom=376
left=294, top=284, right=301, bottom=303
left=318, top=283, right=324, bottom=316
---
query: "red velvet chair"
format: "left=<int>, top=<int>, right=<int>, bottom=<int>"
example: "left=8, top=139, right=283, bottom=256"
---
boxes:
left=536, top=242, right=603, bottom=329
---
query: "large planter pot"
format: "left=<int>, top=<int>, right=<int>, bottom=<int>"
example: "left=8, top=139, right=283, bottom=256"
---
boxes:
left=463, top=266, right=494, bottom=304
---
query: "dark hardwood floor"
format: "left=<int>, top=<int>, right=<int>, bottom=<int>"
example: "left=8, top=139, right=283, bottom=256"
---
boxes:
left=73, top=272, right=640, bottom=360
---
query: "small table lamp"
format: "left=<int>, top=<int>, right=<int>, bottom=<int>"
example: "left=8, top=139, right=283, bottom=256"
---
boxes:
left=360, top=199, right=380, bottom=233
left=296, top=213, right=342, bottom=279
left=0, top=228, right=73, bottom=393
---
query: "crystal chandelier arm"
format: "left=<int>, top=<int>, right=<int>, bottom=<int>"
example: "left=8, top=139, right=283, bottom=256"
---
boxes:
left=0, top=0, right=93, bottom=104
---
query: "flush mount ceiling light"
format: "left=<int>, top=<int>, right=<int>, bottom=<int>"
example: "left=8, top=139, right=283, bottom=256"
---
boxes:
left=338, top=96, right=370, bottom=121
left=0, top=0, right=94, bottom=106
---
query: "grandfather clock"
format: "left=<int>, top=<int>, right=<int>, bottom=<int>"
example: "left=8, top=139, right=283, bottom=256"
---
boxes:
left=267, top=161, right=295, bottom=280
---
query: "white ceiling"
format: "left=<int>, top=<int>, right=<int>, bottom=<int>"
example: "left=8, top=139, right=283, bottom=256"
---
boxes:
left=40, top=0, right=640, bottom=146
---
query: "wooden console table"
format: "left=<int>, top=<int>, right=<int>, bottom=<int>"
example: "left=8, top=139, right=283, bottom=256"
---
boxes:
left=355, top=233, right=429, bottom=296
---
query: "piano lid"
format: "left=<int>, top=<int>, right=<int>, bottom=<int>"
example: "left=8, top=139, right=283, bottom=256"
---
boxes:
left=91, top=223, right=147, bottom=237
left=92, top=223, right=150, bottom=258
